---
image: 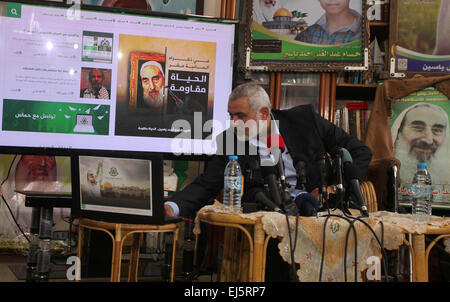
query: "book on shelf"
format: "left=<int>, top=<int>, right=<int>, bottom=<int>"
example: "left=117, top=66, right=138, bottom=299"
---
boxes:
left=336, top=71, right=371, bottom=85
left=334, top=101, right=371, bottom=141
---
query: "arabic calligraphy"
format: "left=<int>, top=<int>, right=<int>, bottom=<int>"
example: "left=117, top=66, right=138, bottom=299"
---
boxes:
left=399, top=186, right=450, bottom=195
left=422, top=64, right=450, bottom=72
left=168, top=56, right=210, bottom=70
left=282, top=50, right=362, bottom=59
left=168, top=71, right=208, bottom=95
left=15, top=112, right=56, bottom=120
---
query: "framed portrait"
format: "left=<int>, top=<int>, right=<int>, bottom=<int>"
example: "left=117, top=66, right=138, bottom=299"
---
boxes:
left=246, top=0, right=368, bottom=72
left=128, top=51, right=166, bottom=112
left=389, top=0, right=450, bottom=75
left=80, top=67, right=112, bottom=100
left=390, top=87, right=450, bottom=208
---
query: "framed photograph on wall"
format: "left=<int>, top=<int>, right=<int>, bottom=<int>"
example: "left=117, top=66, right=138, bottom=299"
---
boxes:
left=390, top=87, right=450, bottom=208
left=246, top=0, right=368, bottom=72
left=389, top=0, right=450, bottom=75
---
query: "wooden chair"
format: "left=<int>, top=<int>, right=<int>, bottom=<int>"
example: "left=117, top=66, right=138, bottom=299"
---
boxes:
left=361, top=180, right=378, bottom=212
left=77, top=218, right=179, bottom=282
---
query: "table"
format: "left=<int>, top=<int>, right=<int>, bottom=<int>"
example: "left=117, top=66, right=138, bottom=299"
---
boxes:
left=77, top=218, right=180, bottom=282
left=194, top=203, right=450, bottom=282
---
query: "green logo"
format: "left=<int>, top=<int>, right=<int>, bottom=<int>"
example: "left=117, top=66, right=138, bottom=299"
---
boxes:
left=7, top=2, right=21, bottom=18
left=80, top=117, right=89, bottom=125
left=109, top=167, right=119, bottom=177
left=330, top=221, right=340, bottom=234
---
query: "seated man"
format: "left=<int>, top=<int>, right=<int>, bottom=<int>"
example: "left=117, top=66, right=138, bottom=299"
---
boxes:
left=165, top=82, right=372, bottom=280
left=166, top=82, right=372, bottom=218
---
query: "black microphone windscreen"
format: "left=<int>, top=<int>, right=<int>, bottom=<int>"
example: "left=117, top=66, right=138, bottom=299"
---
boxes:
left=343, top=162, right=359, bottom=181
left=260, top=165, right=278, bottom=176
left=294, top=192, right=318, bottom=216
left=330, top=146, right=342, bottom=157
left=294, top=192, right=319, bottom=209
left=341, top=148, right=353, bottom=164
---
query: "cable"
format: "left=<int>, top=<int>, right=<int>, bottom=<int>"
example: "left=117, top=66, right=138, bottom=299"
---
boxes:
left=1, top=155, right=30, bottom=243
left=339, top=192, right=389, bottom=282
left=285, top=211, right=300, bottom=281
left=319, top=213, right=357, bottom=282
left=348, top=215, right=389, bottom=282
left=344, top=218, right=358, bottom=282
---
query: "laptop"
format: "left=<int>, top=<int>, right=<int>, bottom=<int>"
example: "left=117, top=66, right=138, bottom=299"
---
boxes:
left=71, top=151, right=181, bottom=225
left=73, top=114, right=95, bottom=133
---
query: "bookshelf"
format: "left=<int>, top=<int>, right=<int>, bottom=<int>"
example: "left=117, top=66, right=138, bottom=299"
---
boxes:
left=330, top=3, right=391, bottom=140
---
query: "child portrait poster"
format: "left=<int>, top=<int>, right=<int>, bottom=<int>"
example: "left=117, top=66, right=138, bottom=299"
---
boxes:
left=248, top=0, right=366, bottom=71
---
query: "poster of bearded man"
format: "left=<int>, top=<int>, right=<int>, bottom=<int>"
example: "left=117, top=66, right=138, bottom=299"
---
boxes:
left=390, top=91, right=450, bottom=205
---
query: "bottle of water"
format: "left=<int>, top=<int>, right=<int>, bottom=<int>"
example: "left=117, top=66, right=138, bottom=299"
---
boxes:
left=223, top=155, right=242, bottom=214
left=411, top=162, right=432, bottom=221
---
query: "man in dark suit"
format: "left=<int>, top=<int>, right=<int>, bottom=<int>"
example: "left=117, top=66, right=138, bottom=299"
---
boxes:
left=164, top=82, right=371, bottom=281
left=165, top=82, right=372, bottom=219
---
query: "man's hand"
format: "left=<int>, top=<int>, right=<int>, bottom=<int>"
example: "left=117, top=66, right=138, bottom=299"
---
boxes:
left=311, top=186, right=336, bottom=201
left=164, top=204, right=174, bottom=217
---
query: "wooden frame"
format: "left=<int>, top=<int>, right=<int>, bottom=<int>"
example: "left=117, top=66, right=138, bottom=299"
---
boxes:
left=244, top=0, right=369, bottom=72
left=389, top=0, right=450, bottom=76
left=128, top=51, right=166, bottom=111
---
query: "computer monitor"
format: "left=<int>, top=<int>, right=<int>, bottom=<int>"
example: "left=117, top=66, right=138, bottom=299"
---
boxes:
left=71, top=150, right=171, bottom=224
left=0, top=1, right=236, bottom=156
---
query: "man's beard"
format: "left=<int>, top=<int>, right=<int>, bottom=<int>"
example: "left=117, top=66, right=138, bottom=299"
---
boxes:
left=143, top=90, right=164, bottom=108
left=233, top=116, right=268, bottom=142
left=408, top=139, right=439, bottom=162
left=394, top=135, right=449, bottom=184
left=91, top=84, right=102, bottom=93
left=260, top=1, right=278, bottom=21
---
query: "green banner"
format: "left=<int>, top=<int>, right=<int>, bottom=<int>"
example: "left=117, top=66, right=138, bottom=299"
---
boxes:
left=2, top=99, right=110, bottom=135
left=251, top=22, right=362, bottom=62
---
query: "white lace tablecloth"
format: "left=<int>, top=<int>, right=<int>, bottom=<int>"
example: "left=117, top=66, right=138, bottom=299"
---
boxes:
left=195, top=203, right=450, bottom=282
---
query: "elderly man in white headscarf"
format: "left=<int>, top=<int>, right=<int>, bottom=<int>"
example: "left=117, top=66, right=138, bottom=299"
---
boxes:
left=253, top=0, right=284, bottom=24
left=391, top=102, right=450, bottom=186
left=139, top=61, right=165, bottom=111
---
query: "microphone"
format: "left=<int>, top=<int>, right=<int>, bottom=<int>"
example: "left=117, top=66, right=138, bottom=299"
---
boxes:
left=330, top=146, right=344, bottom=193
left=317, top=153, right=328, bottom=206
left=342, top=157, right=369, bottom=217
left=330, top=146, right=348, bottom=214
left=267, top=134, right=287, bottom=189
left=260, top=165, right=283, bottom=208
left=392, top=165, right=399, bottom=213
left=267, top=134, right=299, bottom=216
left=341, top=147, right=353, bottom=167
left=294, top=191, right=318, bottom=217
left=247, top=186, right=282, bottom=213
left=294, top=160, right=307, bottom=191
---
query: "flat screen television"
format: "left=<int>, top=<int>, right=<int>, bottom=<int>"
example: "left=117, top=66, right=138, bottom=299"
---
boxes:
left=71, top=150, right=180, bottom=224
left=0, top=0, right=236, bottom=157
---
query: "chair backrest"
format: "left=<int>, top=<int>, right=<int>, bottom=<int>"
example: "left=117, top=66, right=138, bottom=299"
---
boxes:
left=361, top=180, right=378, bottom=212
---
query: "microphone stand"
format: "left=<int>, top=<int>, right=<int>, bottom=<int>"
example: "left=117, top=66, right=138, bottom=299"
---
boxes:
left=333, top=151, right=351, bottom=215
left=318, top=155, right=328, bottom=210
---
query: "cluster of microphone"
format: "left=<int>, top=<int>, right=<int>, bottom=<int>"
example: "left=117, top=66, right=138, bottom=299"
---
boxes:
left=245, top=134, right=369, bottom=217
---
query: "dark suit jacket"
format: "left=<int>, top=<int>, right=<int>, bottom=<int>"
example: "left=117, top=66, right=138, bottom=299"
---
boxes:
left=169, top=105, right=372, bottom=218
